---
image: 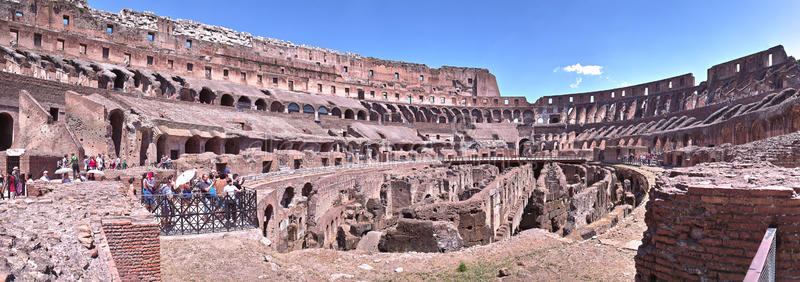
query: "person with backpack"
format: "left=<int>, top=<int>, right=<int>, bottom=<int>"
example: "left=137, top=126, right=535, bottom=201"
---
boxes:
left=70, top=153, right=80, bottom=179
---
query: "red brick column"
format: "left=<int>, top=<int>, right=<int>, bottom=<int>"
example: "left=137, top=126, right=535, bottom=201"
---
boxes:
left=101, top=217, right=161, bottom=281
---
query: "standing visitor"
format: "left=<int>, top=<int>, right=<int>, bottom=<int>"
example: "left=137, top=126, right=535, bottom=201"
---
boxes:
left=97, top=154, right=104, bottom=171
left=7, top=167, right=18, bottom=199
left=70, top=153, right=80, bottom=179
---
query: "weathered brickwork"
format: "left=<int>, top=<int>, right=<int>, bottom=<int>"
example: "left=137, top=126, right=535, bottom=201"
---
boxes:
left=636, top=164, right=800, bottom=280
left=102, top=217, right=161, bottom=281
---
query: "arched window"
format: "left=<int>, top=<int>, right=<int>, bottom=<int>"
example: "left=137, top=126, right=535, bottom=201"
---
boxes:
left=302, top=104, right=315, bottom=114
left=255, top=99, right=267, bottom=111
left=318, top=106, right=329, bottom=115
left=220, top=94, right=234, bottom=107
left=270, top=101, right=284, bottom=113
left=287, top=103, right=300, bottom=113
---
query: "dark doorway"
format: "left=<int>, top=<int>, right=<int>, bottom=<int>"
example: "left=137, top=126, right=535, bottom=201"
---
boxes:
left=0, top=113, right=13, bottom=150
left=261, top=161, right=272, bottom=173
left=109, top=110, right=124, bottom=157
left=262, top=205, right=274, bottom=237
left=293, top=159, right=302, bottom=170
left=5, top=156, right=19, bottom=174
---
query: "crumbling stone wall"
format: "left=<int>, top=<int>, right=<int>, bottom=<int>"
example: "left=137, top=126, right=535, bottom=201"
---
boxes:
left=398, top=164, right=535, bottom=248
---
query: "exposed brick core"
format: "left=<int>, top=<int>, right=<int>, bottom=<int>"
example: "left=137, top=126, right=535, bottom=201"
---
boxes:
left=635, top=165, right=800, bottom=280
left=101, top=217, right=162, bottom=281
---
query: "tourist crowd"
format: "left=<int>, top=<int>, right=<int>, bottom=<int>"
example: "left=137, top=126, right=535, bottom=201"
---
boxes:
left=135, top=168, right=248, bottom=231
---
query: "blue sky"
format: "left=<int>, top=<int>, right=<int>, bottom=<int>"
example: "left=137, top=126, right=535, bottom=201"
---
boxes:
left=90, top=0, right=800, bottom=102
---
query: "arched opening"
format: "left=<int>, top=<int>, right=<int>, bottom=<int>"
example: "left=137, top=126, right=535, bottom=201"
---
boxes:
left=111, top=69, right=126, bottom=90
left=0, top=113, right=13, bottom=150
left=255, top=99, right=267, bottom=111
left=471, top=109, right=483, bottom=123
left=438, top=116, right=447, bottom=123
left=109, top=110, right=124, bottom=157
left=237, top=96, right=252, bottom=109
left=178, top=89, right=195, bottom=102
left=224, top=139, right=240, bottom=154
left=331, top=107, right=342, bottom=118
left=185, top=136, right=202, bottom=154
left=288, top=103, right=300, bottom=113
left=318, top=106, right=329, bottom=115
left=302, top=183, right=313, bottom=197
left=199, top=88, right=215, bottom=104
left=270, top=101, right=284, bottom=113
left=221, top=94, right=234, bottom=107
left=138, top=129, right=152, bottom=166
left=302, top=104, right=315, bottom=114
left=155, top=135, right=167, bottom=164
left=344, top=109, right=355, bottom=119
left=262, top=205, right=274, bottom=237
left=204, top=137, right=223, bottom=154
left=357, top=110, right=366, bottom=120
left=280, top=187, right=295, bottom=208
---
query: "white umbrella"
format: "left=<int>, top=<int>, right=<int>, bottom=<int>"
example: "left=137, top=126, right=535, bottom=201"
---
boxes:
left=87, top=169, right=105, bottom=176
left=176, top=169, right=196, bottom=186
left=55, top=168, right=72, bottom=175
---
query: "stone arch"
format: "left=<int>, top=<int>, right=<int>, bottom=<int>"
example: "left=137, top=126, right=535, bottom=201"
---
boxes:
left=734, top=123, right=747, bottom=145
left=183, top=135, right=201, bottom=154
left=111, top=69, right=127, bottom=90
left=721, top=126, right=732, bottom=144
left=220, top=94, right=235, bottom=107
left=270, top=101, right=285, bottom=113
left=262, top=205, right=274, bottom=237
left=331, top=107, right=342, bottom=118
left=502, top=110, right=512, bottom=123
left=523, top=110, right=535, bottom=124
left=751, top=120, right=765, bottom=142
left=178, top=89, right=195, bottom=102
left=344, top=109, right=355, bottom=119
left=224, top=139, right=240, bottom=154
left=318, top=106, right=329, bottom=115
left=255, top=99, right=267, bottom=111
left=281, top=187, right=295, bottom=208
left=357, top=110, right=367, bottom=120
left=108, top=109, right=124, bottom=157
left=471, top=109, right=483, bottom=123
left=237, top=96, right=252, bottom=109
left=204, top=137, right=223, bottom=154
left=0, top=113, right=13, bottom=150
left=302, top=104, right=315, bottom=114
left=302, top=183, right=313, bottom=197
left=199, top=88, right=215, bottom=104
left=287, top=103, right=300, bottom=113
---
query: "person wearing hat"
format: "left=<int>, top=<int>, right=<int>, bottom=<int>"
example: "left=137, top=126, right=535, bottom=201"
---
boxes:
left=39, top=171, right=50, bottom=182
left=8, top=167, right=19, bottom=199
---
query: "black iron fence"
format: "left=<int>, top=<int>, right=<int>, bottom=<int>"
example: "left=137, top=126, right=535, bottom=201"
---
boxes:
left=141, top=189, right=258, bottom=235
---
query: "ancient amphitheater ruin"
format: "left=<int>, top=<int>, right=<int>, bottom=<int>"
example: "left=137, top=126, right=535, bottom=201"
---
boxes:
left=1, top=0, right=799, bottom=281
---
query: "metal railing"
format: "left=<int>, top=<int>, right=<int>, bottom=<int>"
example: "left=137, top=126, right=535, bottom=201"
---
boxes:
left=141, top=189, right=258, bottom=235
left=744, top=227, right=777, bottom=282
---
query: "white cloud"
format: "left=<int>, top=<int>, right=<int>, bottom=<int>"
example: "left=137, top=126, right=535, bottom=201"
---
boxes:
left=562, top=63, right=603, bottom=75
left=569, top=77, right=583, bottom=89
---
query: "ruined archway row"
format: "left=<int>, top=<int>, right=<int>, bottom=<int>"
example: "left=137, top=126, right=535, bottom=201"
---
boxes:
left=531, top=88, right=800, bottom=164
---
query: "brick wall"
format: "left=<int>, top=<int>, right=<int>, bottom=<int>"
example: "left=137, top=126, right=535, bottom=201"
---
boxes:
left=101, top=217, right=161, bottom=281
left=635, top=184, right=800, bottom=280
